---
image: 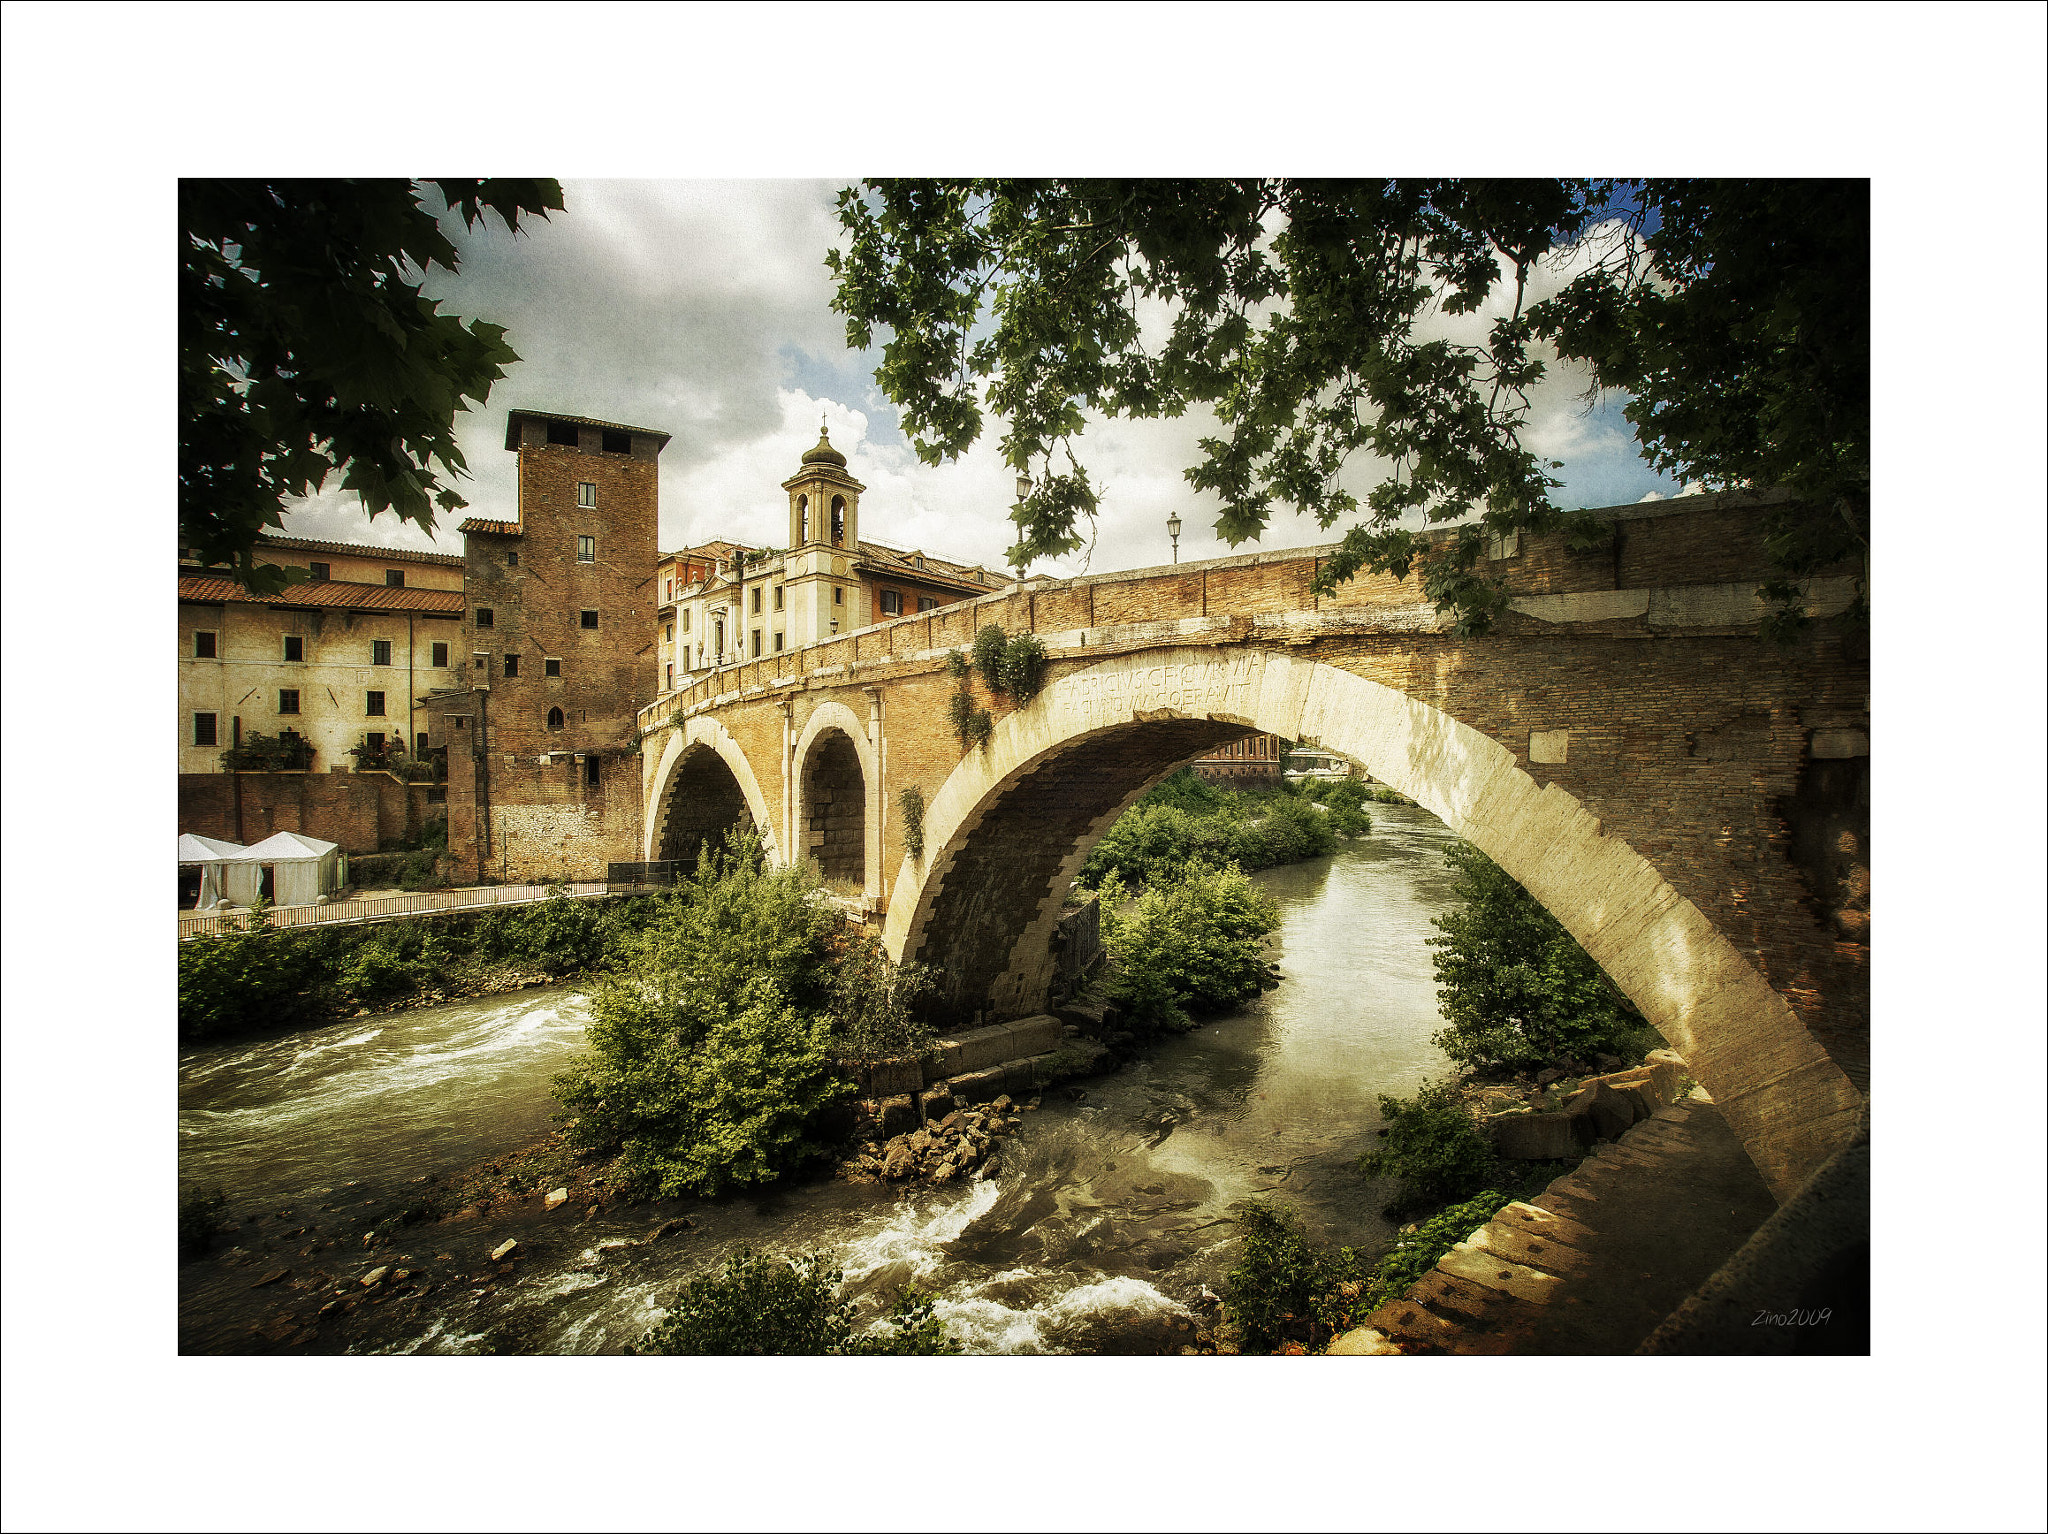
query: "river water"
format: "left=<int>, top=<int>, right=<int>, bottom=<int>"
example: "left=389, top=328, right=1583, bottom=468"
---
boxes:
left=178, top=801, right=1464, bottom=1355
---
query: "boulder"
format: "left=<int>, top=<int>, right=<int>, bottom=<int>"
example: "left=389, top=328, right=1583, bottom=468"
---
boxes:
left=250, top=1268, right=290, bottom=1289
left=361, top=1266, right=389, bottom=1288
left=882, top=1141, right=916, bottom=1180
left=1487, top=1110, right=1580, bottom=1160
left=1643, top=1048, right=1690, bottom=1100
left=863, top=1057, right=924, bottom=1098
left=489, top=1239, right=518, bottom=1263
left=1564, top=1080, right=1637, bottom=1142
left=877, top=1094, right=919, bottom=1137
left=920, top=1086, right=956, bottom=1120
left=543, top=1188, right=569, bottom=1211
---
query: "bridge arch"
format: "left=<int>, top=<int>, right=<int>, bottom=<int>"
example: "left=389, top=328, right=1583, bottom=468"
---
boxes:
left=644, top=714, right=777, bottom=865
left=882, top=645, right=1859, bottom=1199
left=792, top=701, right=876, bottom=896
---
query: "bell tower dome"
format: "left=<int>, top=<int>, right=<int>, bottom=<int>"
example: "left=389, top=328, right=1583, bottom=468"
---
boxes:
left=783, top=419, right=864, bottom=552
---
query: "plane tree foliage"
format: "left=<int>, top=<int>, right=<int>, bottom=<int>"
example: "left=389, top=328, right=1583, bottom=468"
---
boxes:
left=180, top=178, right=563, bottom=594
left=828, top=178, right=1868, bottom=637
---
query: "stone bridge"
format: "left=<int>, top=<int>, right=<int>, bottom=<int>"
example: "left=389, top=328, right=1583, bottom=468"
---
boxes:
left=637, top=493, right=1868, bottom=1202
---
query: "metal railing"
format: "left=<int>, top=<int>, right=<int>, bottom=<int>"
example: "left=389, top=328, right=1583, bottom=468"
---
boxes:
left=177, top=880, right=614, bottom=940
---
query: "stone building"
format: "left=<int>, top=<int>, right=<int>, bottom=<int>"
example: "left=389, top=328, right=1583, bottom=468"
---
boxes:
left=428, top=410, right=667, bottom=884
left=651, top=426, right=1005, bottom=694
left=177, top=535, right=465, bottom=775
left=1187, top=732, right=1288, bottom=785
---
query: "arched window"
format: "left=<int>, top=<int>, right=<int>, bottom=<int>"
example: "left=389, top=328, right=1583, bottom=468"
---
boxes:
left=546, top=707, right=564, bottom=730
left=830, top=495, right=846, bottom=546
left=797, top=495, right=809, bottom=543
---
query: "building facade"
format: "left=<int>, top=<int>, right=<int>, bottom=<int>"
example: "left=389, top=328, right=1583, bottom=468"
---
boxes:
left=651, top=427, right=1004, bottom=694
left=429, top=410, right=666, bottom=884
left=178, top=535, right=466, bottom=775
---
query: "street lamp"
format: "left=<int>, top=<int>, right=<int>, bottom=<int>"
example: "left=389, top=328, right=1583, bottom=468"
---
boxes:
left=1167, top=511, right=1183, bottom=564
left=1012, top=473, right=1033, bottom=581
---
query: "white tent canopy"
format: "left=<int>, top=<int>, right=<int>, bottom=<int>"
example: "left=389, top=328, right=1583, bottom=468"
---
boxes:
left=238, top=831, right=344, bottom=907
left=177, top=833, right=249, bottom=909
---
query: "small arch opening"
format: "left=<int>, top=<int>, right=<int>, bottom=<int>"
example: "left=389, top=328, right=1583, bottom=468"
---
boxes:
left=800, top=729, right=866, bottom=887
left=546, top=707, right=564, bottom=730
left=797, top=494, right=809, bottom=543
left=830, top=495, right=846, bottom=547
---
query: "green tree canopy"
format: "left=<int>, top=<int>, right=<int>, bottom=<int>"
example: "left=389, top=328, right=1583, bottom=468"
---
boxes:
left=180, top=178, right=562, bottom=593
left=828, top=179, right=1867, bottom=636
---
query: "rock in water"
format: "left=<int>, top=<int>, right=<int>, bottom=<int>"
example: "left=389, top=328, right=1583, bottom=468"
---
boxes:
left=489, top=1239, right=518, bottom=1263
left=361, top=1266, right=389, bottom=1288
left=544, top=1188, right=569, bottom=1211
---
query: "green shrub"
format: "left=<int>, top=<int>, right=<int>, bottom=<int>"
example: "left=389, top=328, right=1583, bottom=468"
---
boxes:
left=944, top=648, right=969, bottom=679
left=997, top=632, right=1049, bottom=702
left=1078, top=772, right=1343, bottom=890
left=178, top=1184, right=229, bottom=1259
left=1099, top=863, right=1278, bottom=1031
left=826, top=937, right=936, bottom=1064
left=1428, top=842, right=1644, bottom=1071
left=1356, top=1079, right=1498, bottom=1213
left=970, top=623, right=1009, bottom=686
left=636, top=1247, right=957, bottom=1355
left=554, top=832, right=850, bottom=1198
left=1222, top=1201, right=1364, bottom=1355
left=178, top=904, right=304, bottom=1038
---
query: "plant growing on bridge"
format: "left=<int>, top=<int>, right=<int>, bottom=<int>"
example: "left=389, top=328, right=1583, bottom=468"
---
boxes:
left=947, top=683, right=992, bottom=752
left=996, top=631, right=1048, bottom=703
left=633, top=1247, right=956, bottom=1355
left=1427, top=841, right=1645, bottom=1072
left=830, top=179, right=1866, bottom=639
left=970, top=623, right=1009, bottom=685
left=898, top=784, right=926, bottom=861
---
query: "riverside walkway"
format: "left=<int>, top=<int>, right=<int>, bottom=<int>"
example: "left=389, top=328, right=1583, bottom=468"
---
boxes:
left=177, top=880, right=614, bottom=941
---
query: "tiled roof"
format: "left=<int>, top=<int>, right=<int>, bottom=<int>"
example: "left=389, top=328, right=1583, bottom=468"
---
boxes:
left=178, top=575, right=464, bottom=615
left=504, top=409, right=672, bottom=450
left=857, top=539, right=1004, bottom=589
left=459, top=517, right=522, bottom=536
left=249, top=534, right=464, bottom=566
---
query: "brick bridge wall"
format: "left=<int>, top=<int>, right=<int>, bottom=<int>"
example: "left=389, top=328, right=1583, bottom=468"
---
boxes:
left=638, top=493, right=1868, bottom=1200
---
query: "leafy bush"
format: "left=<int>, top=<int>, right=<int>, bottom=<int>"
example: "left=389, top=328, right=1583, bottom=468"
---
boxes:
left=1428, top=842, right=1644, bottom=1071
left=1078, top=780, right=1337, bottom=890
left=997, top=632, right=1048, bottom=702
left=899, top=785, right=926, bottom=861
left=1355, top=1189, right=1517, bottom=1315
left=826, top=937, right=936, bottom=1064
left=636, top=1247, right=957, bottom=1355
left=178, top=1184, right=229, bottom=1259
left=554, top=832, right=851, bottom=1198
left=970, top=623, right=1009, bottom=685
left=219, top=730, right=314, bottom=771
left=1356, top=1079, right=1498, bottom=1213
left=944, top=648, right=969, bottom=679
left=178, top=903, right=305, bottom=1038
left=1099, top=863, right=1278, bottom=1031
left=1223, top=1200, right=1364, bottom=1355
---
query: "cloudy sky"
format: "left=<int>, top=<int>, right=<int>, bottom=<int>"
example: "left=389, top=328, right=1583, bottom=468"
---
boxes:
left=281, top=180, right=1687, bottom=576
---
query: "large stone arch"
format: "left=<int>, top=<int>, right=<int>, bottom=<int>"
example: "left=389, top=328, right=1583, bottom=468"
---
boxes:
left=792, top=700, right=878, bottom=897
left=883, top=646, right=1860, bottom=1200
left=644, top=715, right=777, bottom=865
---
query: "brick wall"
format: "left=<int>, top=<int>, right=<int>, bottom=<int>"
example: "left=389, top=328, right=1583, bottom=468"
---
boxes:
left=179, top=772, right=437, bottom=855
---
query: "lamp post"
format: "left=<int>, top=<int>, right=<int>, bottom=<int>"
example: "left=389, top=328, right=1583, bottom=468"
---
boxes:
left=1167, top=511, right=1183, bottom=565
left=1012, top=473, right=1033, bottom=581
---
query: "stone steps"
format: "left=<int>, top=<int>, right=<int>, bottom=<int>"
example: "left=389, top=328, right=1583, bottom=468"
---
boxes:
left=1332, top=1094, right=1778, bottom=1356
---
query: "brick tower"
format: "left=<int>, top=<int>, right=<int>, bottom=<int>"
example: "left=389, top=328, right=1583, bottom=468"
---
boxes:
left=434, top=410, right=669, bottom=883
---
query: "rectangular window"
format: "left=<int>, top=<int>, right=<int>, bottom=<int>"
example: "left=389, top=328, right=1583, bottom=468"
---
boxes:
left=194, top=713, right=217, bottom=747
left=385, top=569, right=405, bottom=588
left=682, top=610, right=691, bottom=632
left=665, top=578, right=674, bottom=600
left=366, top=691, right=386, bottom=717
left=666, top=663, right=674, bottom=690
left=547, top=420, right=579, bottom=446
left=194, top=631, right=216, bottom=658
left=545, top=657, right=561, bottom=677
left=366, top=731, right=385, bottom=755
left=432, top=642, right=449, bottom=668
left=832, top=586, right=843, bottom=606
left=580, top=610, right=599, bottom=630
left=601, top=430, right=631, bottom=454
left=577, top=535, right=596, bottom=563
left=309, top=561, right=329, bottom=582
left=577, top=482, right=596, bottom=508
left=916, top=596, right=938, bottom=613
left=773, top=632, right=784, bottom=652
left=773, top=585, right=784, bottom=611
left=474, top=655, right=487, bottom=671
left=504, top=654, right=520, bottom=678
left=586, top=754, right=603, bottom=786
left=664, top=623, right=674, bottom=643
left=879, top=590, right=902, bottom=616
left=507, top=550, right=519, bottom=567
left=278, top=689, right=299, bottom=715
left=371, top=639, right=391, bottom=666
left=476, top=608, right=494, bottom=628
left=283, top=635, right=304, bottom=662
left=751, top=629, right=762, bottom=658
left=751, top=586, right=762, bottom=614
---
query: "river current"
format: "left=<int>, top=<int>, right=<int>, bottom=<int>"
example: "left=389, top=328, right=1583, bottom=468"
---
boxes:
left=178, top=801, right=1464, bottom=1354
